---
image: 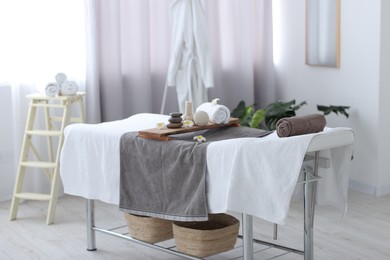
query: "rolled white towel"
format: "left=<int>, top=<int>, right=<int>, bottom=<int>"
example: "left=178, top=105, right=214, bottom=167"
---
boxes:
left=196, top=99, right=231, bottom=124
left=60, top=81, right=79, bottom=96
left=55, top=72, right=67, bottom=86
left=45, top=82, right=60, bottom=97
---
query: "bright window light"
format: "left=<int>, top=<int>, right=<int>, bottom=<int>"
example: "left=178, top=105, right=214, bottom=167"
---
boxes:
left=0, top=0, right=86, bottom=85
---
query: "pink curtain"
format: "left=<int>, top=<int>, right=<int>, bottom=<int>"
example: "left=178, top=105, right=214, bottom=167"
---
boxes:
left=86, top=0, right=275, bottom=122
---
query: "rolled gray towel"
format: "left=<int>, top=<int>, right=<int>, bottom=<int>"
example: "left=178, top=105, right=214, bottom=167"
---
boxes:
left=276, top=114, right=326, bottom=137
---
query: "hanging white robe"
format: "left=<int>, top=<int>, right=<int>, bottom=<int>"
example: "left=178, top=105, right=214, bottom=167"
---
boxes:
left=167, top=0, right=214, bottom=113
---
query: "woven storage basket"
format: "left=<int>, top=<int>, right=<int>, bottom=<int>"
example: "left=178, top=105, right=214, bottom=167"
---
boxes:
left=173, top=213, right=239, bottom=258
left=124, top=213, right=173, bottom=244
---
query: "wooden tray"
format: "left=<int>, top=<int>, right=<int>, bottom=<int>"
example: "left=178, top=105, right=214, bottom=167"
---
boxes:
left=138, top=118, right=240, bottom=141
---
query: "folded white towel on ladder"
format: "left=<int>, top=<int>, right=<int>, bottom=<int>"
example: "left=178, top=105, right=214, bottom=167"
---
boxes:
left=196, top=101, right=230, bottom=124
left=60, top=81, right=79, bottom=96
left=45, top=83, right=60, bottom=97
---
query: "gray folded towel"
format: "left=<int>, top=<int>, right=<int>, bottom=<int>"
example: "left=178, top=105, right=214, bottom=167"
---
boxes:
left=276, top=114, right=326, bottom=137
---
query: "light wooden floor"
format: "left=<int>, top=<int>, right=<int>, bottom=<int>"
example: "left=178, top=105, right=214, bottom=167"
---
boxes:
left=1, top=189, right=389, bottom=260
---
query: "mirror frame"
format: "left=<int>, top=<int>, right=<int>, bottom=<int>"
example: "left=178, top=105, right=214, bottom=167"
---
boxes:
left=306, top=0, right=340, bottom=68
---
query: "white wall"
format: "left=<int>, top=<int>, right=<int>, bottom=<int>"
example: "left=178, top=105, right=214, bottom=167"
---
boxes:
left=378, top=0, right=390, bottom=195
left=273, top=0, right=386, bottom=194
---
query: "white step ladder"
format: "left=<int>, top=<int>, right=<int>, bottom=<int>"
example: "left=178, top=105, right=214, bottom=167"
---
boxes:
left=9, top=92, right=85, bottom=224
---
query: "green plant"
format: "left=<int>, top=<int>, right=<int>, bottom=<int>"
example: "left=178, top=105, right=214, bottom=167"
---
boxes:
left=231, top=100, right=350, bottom=131
left=231, top=101, right=266, bottom=128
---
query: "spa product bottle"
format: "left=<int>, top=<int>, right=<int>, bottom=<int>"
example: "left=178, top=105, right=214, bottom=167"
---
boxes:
left=185, top=101, right=194, bottom=121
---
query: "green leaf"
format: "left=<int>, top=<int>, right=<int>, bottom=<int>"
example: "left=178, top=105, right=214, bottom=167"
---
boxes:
left=241, top=113, right=252, bottom=127
left=265, top=100, right=295, bottom=117
left=239, top=105, right=254, bottom=126
left=264, top=116, right=279, bottom=131
left=231, top=101, right=246, bottom=118
left=317, top=105, right=350, bottom=118
left=250, top=109, right=266, bottom=128
left=245, top=106, right=254, bottom=116
left=292, top=101, right=307, bottom=111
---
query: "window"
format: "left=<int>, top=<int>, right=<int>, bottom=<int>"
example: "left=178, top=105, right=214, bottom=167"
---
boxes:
left=0, top=0, right=86, bottom=85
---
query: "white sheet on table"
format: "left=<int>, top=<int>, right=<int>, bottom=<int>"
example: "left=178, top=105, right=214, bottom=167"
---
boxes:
left=60, top=113, right=170, bottom=204
left=60, top=114, right=354, bottom=225
left=206, top=127, right=354, bottom=225
left=315, top=144, right=354, bottom=213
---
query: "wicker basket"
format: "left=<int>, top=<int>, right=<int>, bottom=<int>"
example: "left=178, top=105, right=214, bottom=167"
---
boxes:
left=124, top=213, right=173, bottom=244
left=173, top=213, right=239, bottom=258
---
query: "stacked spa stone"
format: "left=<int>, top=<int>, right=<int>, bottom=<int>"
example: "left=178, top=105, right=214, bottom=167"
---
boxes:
left=167, top=112, right=183, bottom=128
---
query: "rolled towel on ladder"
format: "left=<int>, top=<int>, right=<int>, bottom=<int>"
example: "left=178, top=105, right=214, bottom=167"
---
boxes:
left=45, top=83, right=60, bottom=97
left=60, top=81, right=79, bottom=96
left=276, top=114, right=326, bottom=137
left=196, top=100, right=230, bottom=124
left=55, top=72, right=67, bottom=86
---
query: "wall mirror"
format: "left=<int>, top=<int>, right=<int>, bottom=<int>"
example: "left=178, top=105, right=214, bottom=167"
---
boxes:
left=306, top=0, right=340, bottom=68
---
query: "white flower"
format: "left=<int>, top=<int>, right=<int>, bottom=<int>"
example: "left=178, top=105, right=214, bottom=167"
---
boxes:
left=193, top=135, right=206, bottom=143
left=183, top=120, right=194, bottom=128
left=156, top=122, right=166, bottom=130
left=211, top=98, right=220, bottom=106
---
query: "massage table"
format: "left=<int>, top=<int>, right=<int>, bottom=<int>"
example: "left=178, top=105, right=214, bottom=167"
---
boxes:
left=60, top=113, right=354, bottom=260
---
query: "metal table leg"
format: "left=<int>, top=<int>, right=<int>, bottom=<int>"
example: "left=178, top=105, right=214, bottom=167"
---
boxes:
left=303, top=151, right=319, bottom=260
left=242, top=213, right=254, bottom=260
left=86, top=199, right=97, bottom=251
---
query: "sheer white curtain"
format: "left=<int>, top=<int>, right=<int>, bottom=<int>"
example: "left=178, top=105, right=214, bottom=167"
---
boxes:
left=85, top=0, right=274, bottom=122
left=0, top=0, right=86, bottom=201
